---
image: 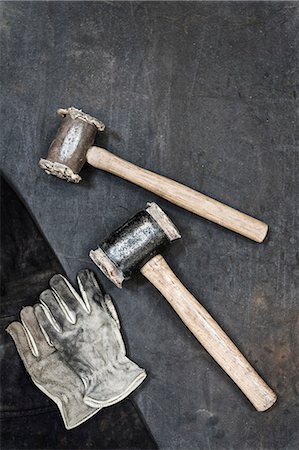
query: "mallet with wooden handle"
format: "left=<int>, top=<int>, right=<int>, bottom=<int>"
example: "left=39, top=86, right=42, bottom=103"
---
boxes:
left=39, top=107, right=268, bottom=243
left=90, top=203, right=276, bottom=411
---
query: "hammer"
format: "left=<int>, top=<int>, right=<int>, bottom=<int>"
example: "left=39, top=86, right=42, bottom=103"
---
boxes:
left=90, top=202, right=276, bottom=411
left=39, top=107, right=268, bottom=243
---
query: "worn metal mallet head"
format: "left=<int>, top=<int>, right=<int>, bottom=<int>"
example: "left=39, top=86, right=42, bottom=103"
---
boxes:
left=90, top=202, right=181, bottom=288
left=39, top=107, right=105, bottom=183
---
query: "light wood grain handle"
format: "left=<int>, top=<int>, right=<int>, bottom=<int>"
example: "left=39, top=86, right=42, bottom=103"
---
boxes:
left=87, top=146, right=268, bottom=243
left=140, top=255, right=277, bottom=411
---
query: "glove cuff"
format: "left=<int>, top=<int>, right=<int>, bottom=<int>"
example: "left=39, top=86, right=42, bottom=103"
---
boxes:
left=33, top=379, right=100, bottom=430
left=83, top=357, right=146, bottom=408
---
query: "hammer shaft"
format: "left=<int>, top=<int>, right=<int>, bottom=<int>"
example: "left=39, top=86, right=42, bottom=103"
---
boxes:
left=87, top=146, right=268, bottom=243
left=140, top=254, right=277, bottom=411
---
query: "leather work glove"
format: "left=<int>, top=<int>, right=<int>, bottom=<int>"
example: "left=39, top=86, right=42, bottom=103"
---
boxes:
left=6, top=306, right=100, bottom=430
left=35, top=269, right=147, bottom=408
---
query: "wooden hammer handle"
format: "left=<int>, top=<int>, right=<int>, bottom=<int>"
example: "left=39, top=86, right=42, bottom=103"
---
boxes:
left=140, top=255, right=277, bottom=411
left=87, top=146, right=268, bottom=243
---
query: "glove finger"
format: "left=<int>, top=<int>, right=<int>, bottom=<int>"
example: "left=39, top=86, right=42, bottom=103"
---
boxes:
left=50, top=274, right=87, bottom=317
left=40, top=289, right=69, bottom=329
left=34, top=303, right=62, bottom=346
left=6, top=321, right=36, bottom=368
left=100, top=296, right=126, bottom=354
left=20, top=306, right=52, bottom=358
left=103, top=295, right=120, bottom=329
left=77, top=269, right=104, bottom=312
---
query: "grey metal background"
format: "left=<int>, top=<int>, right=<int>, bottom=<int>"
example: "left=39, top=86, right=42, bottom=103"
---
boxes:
left=1, top=2, right=298, bottom=449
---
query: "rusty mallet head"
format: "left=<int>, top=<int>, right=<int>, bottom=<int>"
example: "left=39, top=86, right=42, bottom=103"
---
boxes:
left=90, top=202, right=181, bottom=288
left=89, top=202, right=277, bottom=412
left=39, top=107, right=105, bottom=183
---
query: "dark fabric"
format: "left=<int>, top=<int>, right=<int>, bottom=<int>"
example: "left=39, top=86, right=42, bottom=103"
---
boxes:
left=0, top=174, right=157, bottom=449
left=0, top=174, right=62, bottom=417
left=2, top=400, right=155, bottom=450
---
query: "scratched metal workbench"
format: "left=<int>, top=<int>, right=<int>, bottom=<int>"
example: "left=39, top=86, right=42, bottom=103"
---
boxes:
left=1, top=1, right=298, bottom=449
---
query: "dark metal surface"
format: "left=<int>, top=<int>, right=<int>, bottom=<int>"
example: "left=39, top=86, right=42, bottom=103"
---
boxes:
left=1, top=2, right=298, bottom=449
left=101, top=210, right=170, bottom=281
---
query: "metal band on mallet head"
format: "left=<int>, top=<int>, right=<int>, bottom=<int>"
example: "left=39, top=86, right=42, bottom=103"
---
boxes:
left=90, top=202, right=181, bottom=288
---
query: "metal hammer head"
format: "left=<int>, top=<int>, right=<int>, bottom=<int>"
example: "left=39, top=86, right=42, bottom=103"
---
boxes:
left=90, top=203, right=181, bottom=288
left=39, top=107, right=105, bottom=183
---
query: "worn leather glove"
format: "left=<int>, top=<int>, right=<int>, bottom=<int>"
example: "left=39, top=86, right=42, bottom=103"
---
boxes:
left=35, top=269, right=146, bottom=408
left=6, top=306, right=100, bottom=429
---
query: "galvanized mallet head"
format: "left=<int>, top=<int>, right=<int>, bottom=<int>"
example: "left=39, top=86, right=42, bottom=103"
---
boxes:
left=39, top=107, right=268, bottom=242
left=90, top=202, right=276, bottom=411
